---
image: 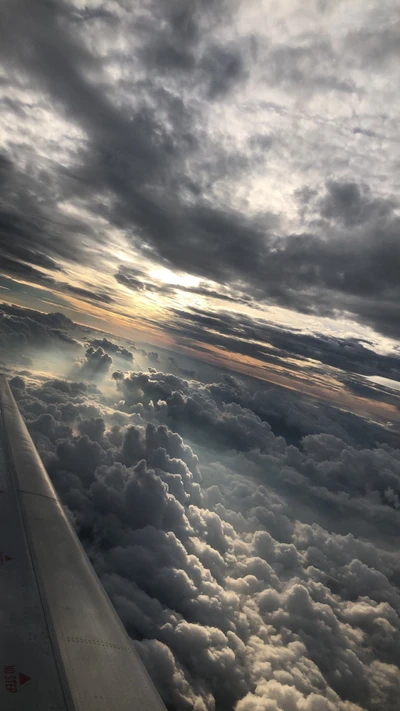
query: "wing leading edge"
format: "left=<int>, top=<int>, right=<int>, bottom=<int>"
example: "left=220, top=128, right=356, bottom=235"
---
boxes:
left=0, top=375, right=167, bottom=711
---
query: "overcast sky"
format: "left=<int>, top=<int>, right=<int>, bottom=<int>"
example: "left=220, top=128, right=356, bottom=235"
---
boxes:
left=1, top=0, right=400, bottom=418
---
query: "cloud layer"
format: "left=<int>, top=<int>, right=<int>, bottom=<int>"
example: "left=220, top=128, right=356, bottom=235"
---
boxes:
left=6, top=332, right=400, bottom=710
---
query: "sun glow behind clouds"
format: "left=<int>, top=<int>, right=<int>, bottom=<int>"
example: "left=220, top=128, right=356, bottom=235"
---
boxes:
left=149, top=268, right=201, bottom=288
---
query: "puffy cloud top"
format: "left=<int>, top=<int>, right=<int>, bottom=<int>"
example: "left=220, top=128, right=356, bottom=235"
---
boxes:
left=78, top=346, right=113, bottom=379
left=89, top=337, right=134, bottom=362
left=9, top=367, right=400, bottom=711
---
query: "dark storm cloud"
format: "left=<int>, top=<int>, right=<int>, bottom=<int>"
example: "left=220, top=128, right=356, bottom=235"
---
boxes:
left=318, top=180, right=396, bottom=228
left=0, top=0, right=272, bottom=301
left=0, top=256, right=113, bottom=309
left=0, top=254, right=57, bottom=286
left=260, top=181, right=400, bottom=336
left=101, top=169, right=400, bottom=336
left=1, top=1, right=399, bottom=336
left=0, top=0, right=172, bottom=215
left=136, top=0, right=243, bottom=99
left=167, top=307, right=400, bottom=383
left=345, top=299, right=400, bottom=341
left=341, top=376, right=400, bottom=410
left=0, top=242, right=62, bottom=273
left=9, top=371, right=400, bottom=710
left=64, top=285, right=114, bottom=305
left=201, top=43, right=245, bottom=99
left=0, top=153, right=99, bottom=270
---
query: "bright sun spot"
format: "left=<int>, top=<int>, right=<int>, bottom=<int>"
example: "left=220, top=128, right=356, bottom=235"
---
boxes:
left=150, top=268, right=200, bottom=288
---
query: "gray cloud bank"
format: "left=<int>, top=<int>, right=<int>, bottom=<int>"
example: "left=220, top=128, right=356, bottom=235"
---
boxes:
left=0, top=302, right=80, bottom=359
left=0, top=1, right=400, bottom=336
left=5, top=354, right=400, bottom=710
left=166, top=307, right=400, bottom=385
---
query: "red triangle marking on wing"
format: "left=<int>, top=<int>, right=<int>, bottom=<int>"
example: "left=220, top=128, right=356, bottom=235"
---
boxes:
left=19, top=673, right=31, bottom=686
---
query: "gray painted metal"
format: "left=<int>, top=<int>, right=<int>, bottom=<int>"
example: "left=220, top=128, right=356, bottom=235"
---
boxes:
left=0, top=375, right=167, bottom=711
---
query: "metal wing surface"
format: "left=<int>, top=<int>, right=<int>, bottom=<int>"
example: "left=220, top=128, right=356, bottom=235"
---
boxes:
left=0, top=374, right=167, bottom=711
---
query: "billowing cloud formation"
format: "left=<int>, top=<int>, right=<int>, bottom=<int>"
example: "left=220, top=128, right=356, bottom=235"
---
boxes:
left=0, top=303, right=80, bottom=358
left=9, top=366, right=400, bottom=711
left=115, top=369, right=400, bottom=450
left=89, top=337, right=134, bottom=362
left=78, top=346, right=113, bottom=379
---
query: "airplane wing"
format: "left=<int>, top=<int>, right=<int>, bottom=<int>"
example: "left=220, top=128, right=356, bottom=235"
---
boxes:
left=0, top=374, right=167, bottom=710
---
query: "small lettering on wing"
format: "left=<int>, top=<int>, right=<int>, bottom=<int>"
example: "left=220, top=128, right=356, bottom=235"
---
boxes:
left=4, top=665, right=17, bottom=693
left=4, top=665, right=31, bottom=692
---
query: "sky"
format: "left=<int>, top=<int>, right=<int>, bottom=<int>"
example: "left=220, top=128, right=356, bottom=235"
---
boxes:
left=1, top=1, right=400, bottom=710
left=1, top=0, right=400, bottom=423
